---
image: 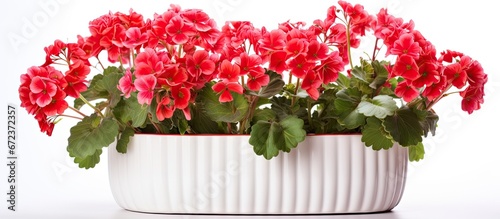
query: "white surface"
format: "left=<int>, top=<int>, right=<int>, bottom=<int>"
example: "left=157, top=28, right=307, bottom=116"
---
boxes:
left=109, top=135, right=407, bottom=214
left=1, top=0, right=499, bottom=218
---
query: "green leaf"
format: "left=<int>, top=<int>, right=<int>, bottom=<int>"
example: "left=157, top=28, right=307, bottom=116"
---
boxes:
left=383, top=107, right=423, bottom=146
left=351, top=65, right=369, bottom=83
left=357, top=95, right=397, bottom=119
left=173, top=110, right=189, bottom=134
left=409, top=142, right=425, bottom=161
left=420, top=110, right=439, bottom=137
left=335, top=73, right=350, bottom=89
left=270, top=96, right=307, bottom=121
left=74, top=67, right=122, bottom=109
left=113, top=93, right=148, bottom=127
left=252, top=108, right=276, bottom=123
left=280, top=116, right=306, bottom=152
left=94, top=71, right=122, bottom=108
left=361, top=117, right=394, bottom=150
left=148, top=96, right=160, bottom=123
left=378, top=86, right=396, bottom=96
left=270, top=96, right=292, bottom=120
left=188, top=104, right=225, bottom=134
left=67, top=114, right=119, bottom=159
left=249, top=121, right=282, bottom=159
left=369, top=61, right=389, bottom=89
left=334, top=88, right=366, bottom=129
left=116, top=127, right=135, bottom=153
left=74, top=74, right=105, bottom=109
left=198, top=83, right=249, bottom=123
left=73, top=149, right=102, bottom=169
left=249, top=116, right=306, bottom=159
left=102, top=66, right=121, bottom=76
left=254, top=70, right=285, bottom=98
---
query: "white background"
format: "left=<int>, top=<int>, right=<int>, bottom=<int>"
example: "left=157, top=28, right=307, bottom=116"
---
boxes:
left=1, top=0, right=499, bottom=218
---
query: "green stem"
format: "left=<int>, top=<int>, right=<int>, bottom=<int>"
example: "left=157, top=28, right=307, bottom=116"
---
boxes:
left=57, top=114, right=83, bottom=120
left=425, top=84, right=454, bottom=110
left=118, top=55, right=124, bottom=69
left=345, top=18, right=354, bottom=69
left=226, top=122, right=232, bottom=134
left=178, top=44, right=183, bottom=58
left=96, top=57, right=105, bottom=70
left=244, top=40, right=249, bottom=53
left=307, top=100, right=313, bottom=129
left=294, top=77, right=301, bottom=94
left=239, top=120, right=247, bottom=135
left=373, top=86, right=383, bottom=98
left=131, top=50, right=137, bottom=69
left=291, top=78, right=301, bottom=106
left=68, top=106, right=87, bottom=118
left=240, top=96, right=259, bottom=134
left=441, top=91, right=462, bottom=97
left=148, top=113, right=161, bottom=133
left=371, top=38, right=379, bottom=62
left=78, top=93, right=105, bottom=118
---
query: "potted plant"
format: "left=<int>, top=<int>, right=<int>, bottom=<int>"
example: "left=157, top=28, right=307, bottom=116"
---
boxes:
left=18, top=0, right=487, bottom=214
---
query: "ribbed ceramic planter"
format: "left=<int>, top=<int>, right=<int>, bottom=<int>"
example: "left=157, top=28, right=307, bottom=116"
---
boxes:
left=108, top=134, right=408, bottom=214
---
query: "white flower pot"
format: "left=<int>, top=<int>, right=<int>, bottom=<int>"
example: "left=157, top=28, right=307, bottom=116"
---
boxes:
left=108, top=134, right=408, bottom=214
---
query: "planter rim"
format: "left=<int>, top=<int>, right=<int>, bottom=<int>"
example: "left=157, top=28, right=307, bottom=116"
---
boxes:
left=132, top=133, right=363, bottom=137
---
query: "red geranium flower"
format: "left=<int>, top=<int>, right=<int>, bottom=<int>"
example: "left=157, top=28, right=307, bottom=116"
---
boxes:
left=395, top=80, right=419, bottom=102
left=466, top=60, right=487, bottom=86
left=181, top=9, right=212, bottom=32
left=246, top=70, right=270, bottom=91
left=443, top=62, right=467, bottom=89
left=166, top=16, right=196, bottom=44
left=288, top=55, right=314, bottom=79
left=186, top=50, right=216, bottom=76
left=393, top=54, right=419, bottom=81
left=212, top=81, right=243, bottom=103
left=422, top=76, right=446, bottom=101
left=171, top=86, right=191, bottom=109
left=123, top=27, right=148, bottom=49
left=218, top=60, right=241, bottom=82
left=460, top=86, right=485, bottom=114
left=41, top=89, right=68, bottom=116
left=285, top=38, right=308, bottom=58
left=390, top=33, right=421, bottom=59
left=35, top=113, right=55, bottom=136
left=118, top=69, right=136, bottom=98
left=301, top=70, right=322, bottom=100
left=42, top=40, right=66, bottom=67
left=306, top=40, right=329, bottom=61
left=156, top=95, right=174, bottom=121
left=64, top=60, right=90, bottom=98
left=316, top=51, right=344, bottom=84
left=412, top=61, right=440, bottom=88
left=134, top=48, right=163, bottom=76
left=29, top=76, right=58, bottom=107
left=268, top=51, right=288, bottom=74
left=157, top=65, right=188, bottom=87
left=235, top=53, right=264, bottom=75
left=135, top=75, right=157, bottom=105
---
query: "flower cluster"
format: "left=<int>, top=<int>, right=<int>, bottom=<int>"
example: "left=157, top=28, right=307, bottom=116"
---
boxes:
left=18, top=1, right=487, bottom=168
left=370, top=8, right=487, bottom=113
left=18, top=39, right=91, bottom=136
